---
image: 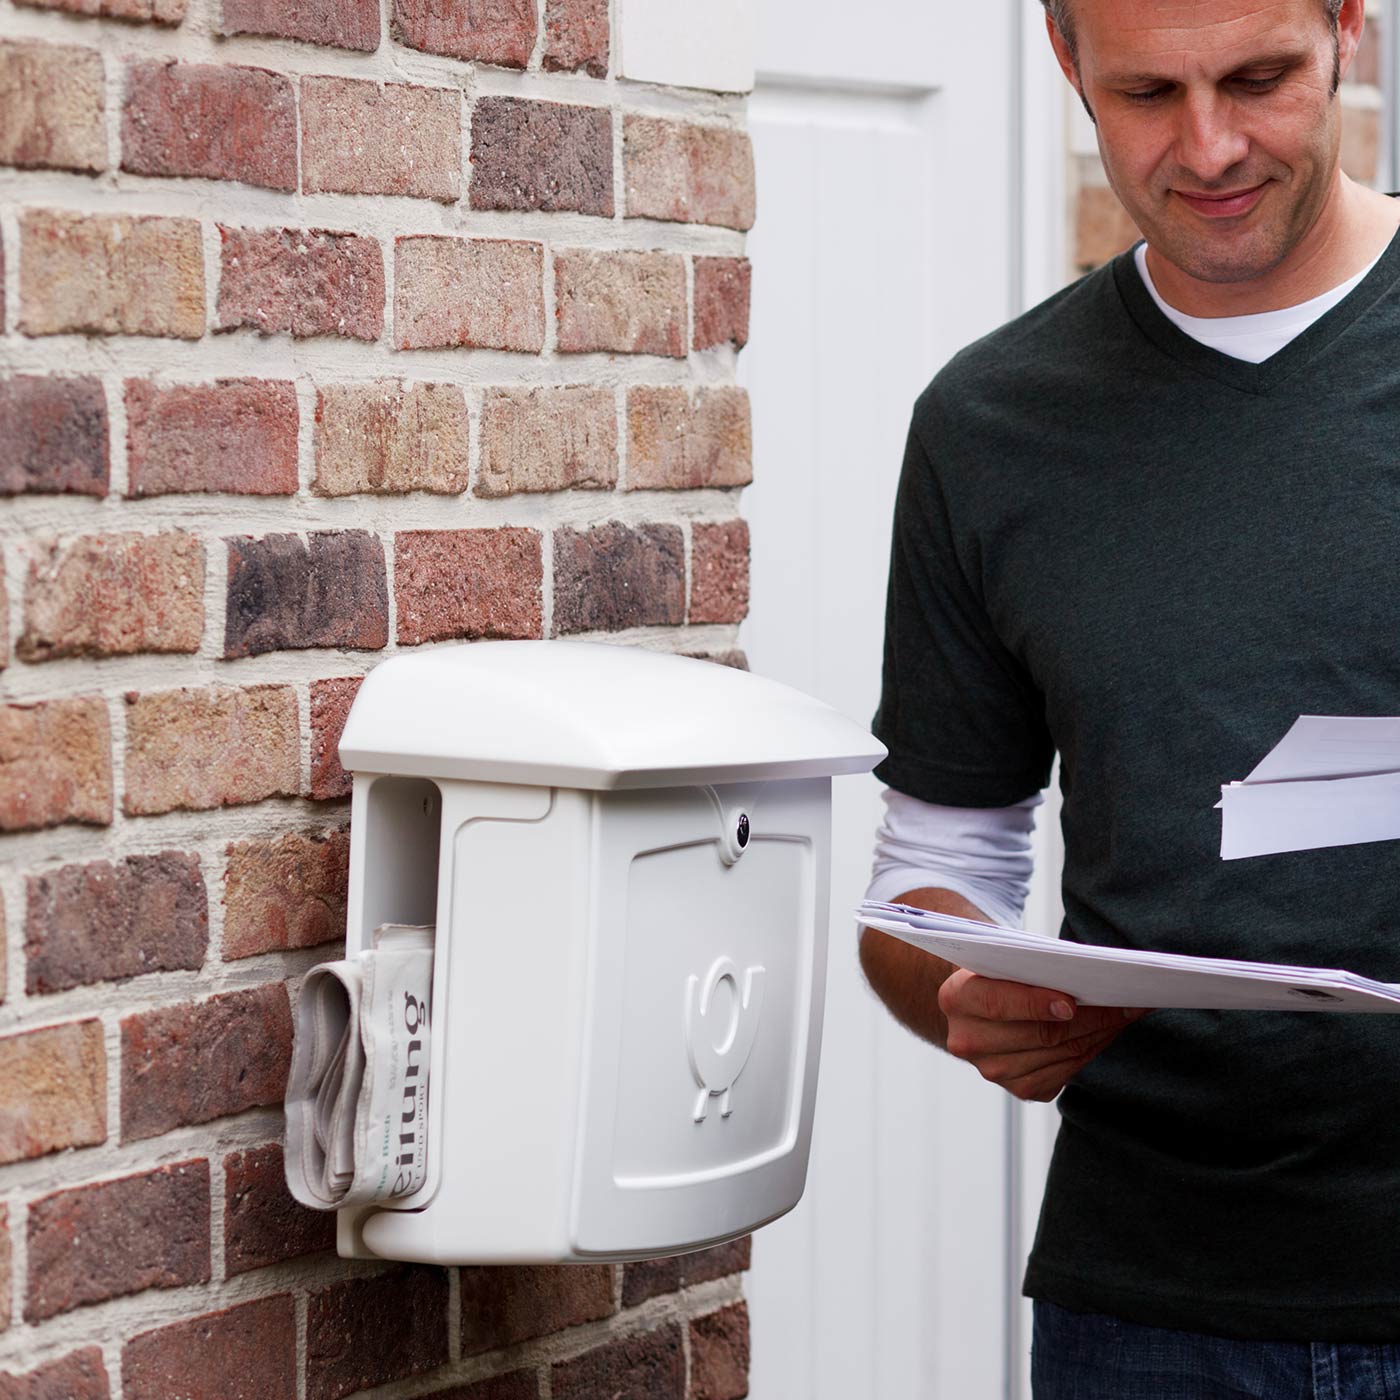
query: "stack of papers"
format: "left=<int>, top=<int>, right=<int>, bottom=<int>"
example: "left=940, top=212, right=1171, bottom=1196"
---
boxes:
left=857, top=901, right=1400, bottom=1013
left=1220, top=715, right=1400, bottom=859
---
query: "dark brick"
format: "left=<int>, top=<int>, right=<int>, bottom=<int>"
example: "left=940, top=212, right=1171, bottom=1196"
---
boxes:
left=0, top=1348, right=109, bottom=1400
left=221, top=0, right=380, bottom=50
left=0, top=377, right=108, bottom=496
left=392, top=0, right=535, bottom=67
left=421, top=1373, right=537, bottom=1400
left=26, top=1161, right=210, bottom=1321
left=0, top=1204, right=9, bottom=1329
left=310, top=677, right=362, bottom=800
left=123, top=1296, right=296, bottom=1400
left=223, top=826, right=349, bottom=959
left=551, top=1325, right=684, bottom=1400
left=459, top=1265, right=614, bottom=1357
left=125, top=378, right=298, bottom=496
left=224, top=1145, right=335, bottom=1274
left=218, top=226, right=384, bottom=341
left=394, top=529, right=542, bottom=645
left=542, top=0, right=607, bottom=76
left=122, top=61, right=296, bottom=190
left=690, top=520, right=749, bottom=625
left=306, top=1266, right=450, bottom=1400
left=553, top=523, right=684, bottom=634
left=470, top=98, right=612, bottom=216
left=622, top=1236, right=750, bottom=1307
left=690, top=1303, right=749, bottom=1400
left=225, top=531, right=388, bottom=658
left=693, top=257, right=750, bottom=351
left=121, top=985, right=292, bottom=1142
left=26, top=852, right=207, bottom=994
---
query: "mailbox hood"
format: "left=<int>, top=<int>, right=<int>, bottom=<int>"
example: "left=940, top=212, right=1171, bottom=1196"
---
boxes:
left=339, top=641, right=887, bottom=790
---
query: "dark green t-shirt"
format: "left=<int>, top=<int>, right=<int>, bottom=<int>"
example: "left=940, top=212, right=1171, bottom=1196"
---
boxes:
left=873, top=230, right=1400, bottom=1341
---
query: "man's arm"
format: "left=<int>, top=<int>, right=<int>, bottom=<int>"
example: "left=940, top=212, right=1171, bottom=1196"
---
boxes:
left=859, top=885, right=1147, bottom=1102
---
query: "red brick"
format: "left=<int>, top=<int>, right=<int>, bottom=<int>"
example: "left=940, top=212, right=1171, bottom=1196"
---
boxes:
left=218, top=226, right=383, bottom=341
left=555, top=249, right=686, bottom=357
left=553, top=523, right=684, bottom=634
left=223, top=825, right=349, bottom=958
left=0, top=698, right=113, bottom=832
left=303, top=77, right=460, bottom=201
left=310, top=676, right=362, bottom=799
left=395, top=236, right=544, bottom=352
left=26, top=852, right=207, bottom=994
left=542, top=0, right=607, bottom=76
left=14, top=0, right=184, bottom=21
left=689, top=1303, right=749, bottom=1400
left=626, top=388, right=752, bottom=490
left=221, top=0, right=379, bottom=50
left=459, top=1265, right=614, bottom=1357
left=470, top=97, right=612, bottom=215
left=0, top=1349, right=110, bottom=1400
left=1342, top=104, right=1379, bottom=184
left=478, top=386, right=616, bottom=497
left=392, top=0, right=535, bottom=68
left=0, top=565, right=7, bottom=671
left=224, top=531, right=388, bottom=658
left=1074, top=184, right=1140, bottom=269
left=314, top=382, right=469, bottom=496
left=307, top=1266, right=450, bottom=1400
left=622, top=1236, right=751, bottom=1307
left=124, top=1296, right=295, bottom=1400
left=20, top=532, right=203, bottom=662
left=124, top=685, right=299, bottom=816
left=122, top=61, right=296, bottom=190
left=551, top=1325, right=684, bottom=1400
left=27, top=1161, right=209, bottom=1321
left=0, top=41, right=106, bottom=174
left=121, top=985, right=292, bottom=1141
left=623, top=118, right=755, bottom=231
left=693, top=257, right=750, bottom=351
left=0, top=1021, right=105, bottom=1166
left=0, top=376, right=108, bottom=496
left=0, top=1205, right=9, bottom=1330
left=422, top=1375, right=537, bottom=1400
left=690, top=521, right=749, bottom=625
left=395, top=529, right=542, bottom=644
left=126, top=378, right=298, bottom=496
left=20, top=209, right=204, bottom=339
left=223, top=1145, right=335, bottom=1274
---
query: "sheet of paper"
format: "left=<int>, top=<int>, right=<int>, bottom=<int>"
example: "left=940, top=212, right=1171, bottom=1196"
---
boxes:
left=858, top=902, right=1400, bottom=1014
left=1219, top=715, right=1400, bottom=859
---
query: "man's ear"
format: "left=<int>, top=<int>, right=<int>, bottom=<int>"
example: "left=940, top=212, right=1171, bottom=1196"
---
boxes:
left=1046, top=10, right=1080, bottom=91
left=1334, top=0, right=1366, bottom=85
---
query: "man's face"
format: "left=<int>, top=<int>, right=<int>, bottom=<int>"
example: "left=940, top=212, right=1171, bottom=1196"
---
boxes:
left=1057, top=0, right=1357, bottom=284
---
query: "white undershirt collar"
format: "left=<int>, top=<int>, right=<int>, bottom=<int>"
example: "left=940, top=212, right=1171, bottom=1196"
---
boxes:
left=1133, top=241, right=1380, bottom=364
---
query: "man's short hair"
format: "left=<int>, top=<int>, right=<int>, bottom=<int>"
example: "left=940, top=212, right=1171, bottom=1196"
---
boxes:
left=1042, top=0, right=1344, bottom=63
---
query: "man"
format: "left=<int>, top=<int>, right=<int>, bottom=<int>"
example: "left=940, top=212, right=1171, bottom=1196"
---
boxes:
left=859, top=0, right=1400, bottom=1394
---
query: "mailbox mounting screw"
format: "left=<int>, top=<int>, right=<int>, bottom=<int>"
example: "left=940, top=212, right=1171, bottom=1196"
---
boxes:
left=736, top=814, right=750, bottom=848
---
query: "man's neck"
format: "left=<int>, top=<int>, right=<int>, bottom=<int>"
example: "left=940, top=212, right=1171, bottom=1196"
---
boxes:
left=1144, top=177, right=1400, bottom=319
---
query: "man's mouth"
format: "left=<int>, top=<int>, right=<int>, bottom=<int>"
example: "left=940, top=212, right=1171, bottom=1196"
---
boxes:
left=1172, top=182, right=1269, bottom=219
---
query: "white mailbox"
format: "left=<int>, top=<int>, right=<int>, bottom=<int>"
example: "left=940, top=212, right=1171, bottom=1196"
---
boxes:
left=333, top=641, right=884, bottom=1264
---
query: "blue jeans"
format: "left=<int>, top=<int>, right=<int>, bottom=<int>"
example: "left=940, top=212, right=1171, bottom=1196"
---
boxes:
left=1033, top=1301, right=1400, bottom=1400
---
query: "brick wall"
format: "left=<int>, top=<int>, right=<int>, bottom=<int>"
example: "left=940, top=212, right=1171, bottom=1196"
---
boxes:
left=0, top=0, right=754, bottom=1392
left=1070, top=5, right=1388, bottom=271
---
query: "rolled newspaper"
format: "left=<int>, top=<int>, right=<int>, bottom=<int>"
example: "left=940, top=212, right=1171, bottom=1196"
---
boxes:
left=284, top=924, right=434, bottom=1211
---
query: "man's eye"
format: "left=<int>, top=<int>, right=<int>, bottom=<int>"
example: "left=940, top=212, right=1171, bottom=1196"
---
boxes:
left=1234, top=74, right=1284, bottom=93
left=1123, top=86, right=1171, bottom=103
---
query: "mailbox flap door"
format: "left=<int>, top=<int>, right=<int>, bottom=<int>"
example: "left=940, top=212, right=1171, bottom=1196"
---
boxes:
left=570, top=778, right=831, bottom=1254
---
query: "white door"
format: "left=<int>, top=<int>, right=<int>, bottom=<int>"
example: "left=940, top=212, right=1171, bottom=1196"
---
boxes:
left=739, top=4, right=1068, bottom=1396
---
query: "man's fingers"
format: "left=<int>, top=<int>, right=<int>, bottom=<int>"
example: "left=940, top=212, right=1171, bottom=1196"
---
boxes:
left=973, top=1025, right=1124, bottom=1089
left=940, top=970, right=1078, bottom=1025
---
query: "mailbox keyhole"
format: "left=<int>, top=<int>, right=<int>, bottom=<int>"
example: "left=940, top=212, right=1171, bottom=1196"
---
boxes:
left=736, top=814, right=750, bottom=848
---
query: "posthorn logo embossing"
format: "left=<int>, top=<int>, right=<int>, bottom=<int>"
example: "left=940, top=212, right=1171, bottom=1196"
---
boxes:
left=685, top=956, right=765, bottom=1123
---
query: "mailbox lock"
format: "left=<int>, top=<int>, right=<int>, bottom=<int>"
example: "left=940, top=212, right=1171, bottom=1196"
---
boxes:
left=736, top=814, right=750, bottom=848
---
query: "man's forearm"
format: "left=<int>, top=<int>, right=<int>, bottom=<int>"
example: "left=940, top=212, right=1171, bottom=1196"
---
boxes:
left=857, top=886, right=993, bottom=1047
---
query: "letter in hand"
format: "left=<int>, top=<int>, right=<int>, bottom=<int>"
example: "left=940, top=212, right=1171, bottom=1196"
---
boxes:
left=938, top=969, right=1149, bottom=1103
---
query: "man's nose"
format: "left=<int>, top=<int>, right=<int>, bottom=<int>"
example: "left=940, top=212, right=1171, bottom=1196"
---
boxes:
left=1174, top=89, right=1250, bottom=184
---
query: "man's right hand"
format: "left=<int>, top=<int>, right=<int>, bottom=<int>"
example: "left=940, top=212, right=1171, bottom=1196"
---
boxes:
left=938, top=968, right=1147, bottom=1102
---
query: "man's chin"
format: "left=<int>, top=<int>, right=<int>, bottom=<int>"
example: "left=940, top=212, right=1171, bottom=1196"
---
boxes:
left=1141, top=227, right=1290, bottom=287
